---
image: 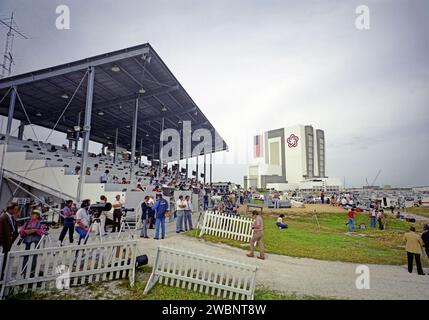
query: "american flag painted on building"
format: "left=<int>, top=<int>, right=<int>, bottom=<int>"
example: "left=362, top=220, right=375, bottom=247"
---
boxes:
left=254, top=134, right=264, bottom=158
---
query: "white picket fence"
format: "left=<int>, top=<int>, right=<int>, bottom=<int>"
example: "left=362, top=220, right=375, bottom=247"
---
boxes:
left=199, top=211, right=254, bottom=242
left=144, top=246, right=258, bottom=300
left=0, top=239, right=138, bottom=299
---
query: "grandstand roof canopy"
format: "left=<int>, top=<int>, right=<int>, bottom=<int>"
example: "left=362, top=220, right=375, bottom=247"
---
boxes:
left=0, top=43, right=227, bottom=160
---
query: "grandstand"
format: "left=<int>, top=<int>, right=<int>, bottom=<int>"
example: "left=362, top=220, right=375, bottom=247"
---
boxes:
left=0, top=43, right=227, bottom=214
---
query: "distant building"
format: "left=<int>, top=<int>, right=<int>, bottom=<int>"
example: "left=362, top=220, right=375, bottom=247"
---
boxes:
left=244, top=124, right=343, bottom=192
left=211, top=182, right=238, bottom=193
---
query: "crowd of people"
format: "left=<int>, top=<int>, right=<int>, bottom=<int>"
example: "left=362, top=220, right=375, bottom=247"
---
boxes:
left=2, top=181, right=428, bottom=278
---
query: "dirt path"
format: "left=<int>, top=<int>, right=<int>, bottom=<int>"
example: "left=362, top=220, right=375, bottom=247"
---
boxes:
left=137, top=233, right=429, bottom=300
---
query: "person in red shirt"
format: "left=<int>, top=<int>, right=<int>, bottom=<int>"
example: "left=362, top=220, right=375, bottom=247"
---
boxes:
left=347, top=208, right=356, bottom=232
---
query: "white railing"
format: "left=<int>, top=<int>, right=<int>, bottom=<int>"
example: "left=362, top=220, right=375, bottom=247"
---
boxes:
left=199, top=211, right=254, bottom=242
left=144, top=246, right=258, bottom=300
left=0, top=239, right=138, bottom=299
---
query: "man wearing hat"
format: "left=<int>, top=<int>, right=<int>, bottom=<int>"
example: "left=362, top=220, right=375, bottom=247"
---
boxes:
left=0, top=202, right=20, bottom=279
left=151, top=193, right=170, bottom=240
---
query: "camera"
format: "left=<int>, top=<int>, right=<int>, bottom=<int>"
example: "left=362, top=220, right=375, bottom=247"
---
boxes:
left=121, top=208, right=134, bottom=218
left=89, top=202, right=112, bottom=219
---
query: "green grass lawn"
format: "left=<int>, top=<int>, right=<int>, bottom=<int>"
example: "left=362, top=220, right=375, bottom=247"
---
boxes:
left=188, top=211, right=428, bottom=266
left=408, top=206, right=429, bottom=219
left=8, top=266, right=333, bottom=300
left=121, top=281, right=331, bottom=300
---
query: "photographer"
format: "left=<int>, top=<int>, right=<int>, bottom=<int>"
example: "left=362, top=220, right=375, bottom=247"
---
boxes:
left=75, top=200, right=91, bottom=244
left=59, top=200, right=75, bottom=245
left=19, top=209, right=46, bottom=275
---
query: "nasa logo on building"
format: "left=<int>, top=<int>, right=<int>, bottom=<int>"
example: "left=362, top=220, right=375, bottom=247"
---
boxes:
left=287, top=134, right=299, bottom=148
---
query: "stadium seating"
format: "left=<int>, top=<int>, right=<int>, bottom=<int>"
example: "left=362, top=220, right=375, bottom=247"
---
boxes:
left=0, top=134, right=189, bottom=210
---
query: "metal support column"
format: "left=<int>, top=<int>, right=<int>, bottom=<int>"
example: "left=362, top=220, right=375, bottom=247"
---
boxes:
left=139, top=138, right=143, bottom=167
left=186, top=158, right=189, bottom=180
left=76, top=66, right=95, bottom=203
left=130, top=98, right=139, bottom=181
left=210, top=152, right=213, bottom=185
left=113, top=127, right=118, bottom=164
left=158, top=117, right=165, bottom=180
left=203, top=154, right=206, bottom=185
left=17, top=122, right=25, bottom=140
left=74, top=111, right=82, bottom=156
left=196, top=156, right=199, bottom=183
left=0, top=86, right=17, bottom=196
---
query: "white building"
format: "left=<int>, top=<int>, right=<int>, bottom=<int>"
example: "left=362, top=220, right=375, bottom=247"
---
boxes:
left=244, top=124, right=343, bottom=192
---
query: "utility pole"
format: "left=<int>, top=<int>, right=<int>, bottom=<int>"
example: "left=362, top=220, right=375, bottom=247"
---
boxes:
left=0, top=12, right=28, bottom=79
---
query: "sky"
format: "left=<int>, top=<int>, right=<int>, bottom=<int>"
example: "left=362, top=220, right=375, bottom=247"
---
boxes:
left=0, top=0, right=428, bottom=187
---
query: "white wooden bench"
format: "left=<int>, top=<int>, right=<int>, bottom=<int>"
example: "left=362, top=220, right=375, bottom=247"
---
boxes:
left=0, top=239, right=138, bottom=299
left=199, top=211, right=254, bottom=242
left=144, top=246, right=258, bottom=300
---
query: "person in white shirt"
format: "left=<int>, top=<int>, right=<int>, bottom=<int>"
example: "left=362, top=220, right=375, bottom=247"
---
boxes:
left=111, top=195, right=124, bottom=232
left=75, top=199, right=91, bottom=244
left=175, top=195, right=186, bottom=233
left=276, top=214, right=288, bottom=229
left=100, top=170, right=109, bottom=183
left=147, top=196, right=155, bottom=229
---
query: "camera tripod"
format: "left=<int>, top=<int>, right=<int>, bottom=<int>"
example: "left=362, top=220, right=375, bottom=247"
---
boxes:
left=117, top=214, right=135, bottom=239
left=79, top=217, right=105, bottom=245
left=196, top=209, right=207, bottom=229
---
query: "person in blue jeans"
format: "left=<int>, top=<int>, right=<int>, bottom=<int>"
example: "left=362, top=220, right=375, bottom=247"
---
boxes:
left=184, top=195, right=193, bottom=231
left=276, top=214, right=288, bottom=229
left=140, top=196, right=150, bottom=238
left=347, top=208, right=357, bottom=232
left=59, top=200, right=75, bottom=245
left=370, top=210, right=376, bottom=228
left=152, top=193, right=169, bottom=240
left=203, top=194, right=209, bottom=211
left=175, top=195, right=186, bottom=233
